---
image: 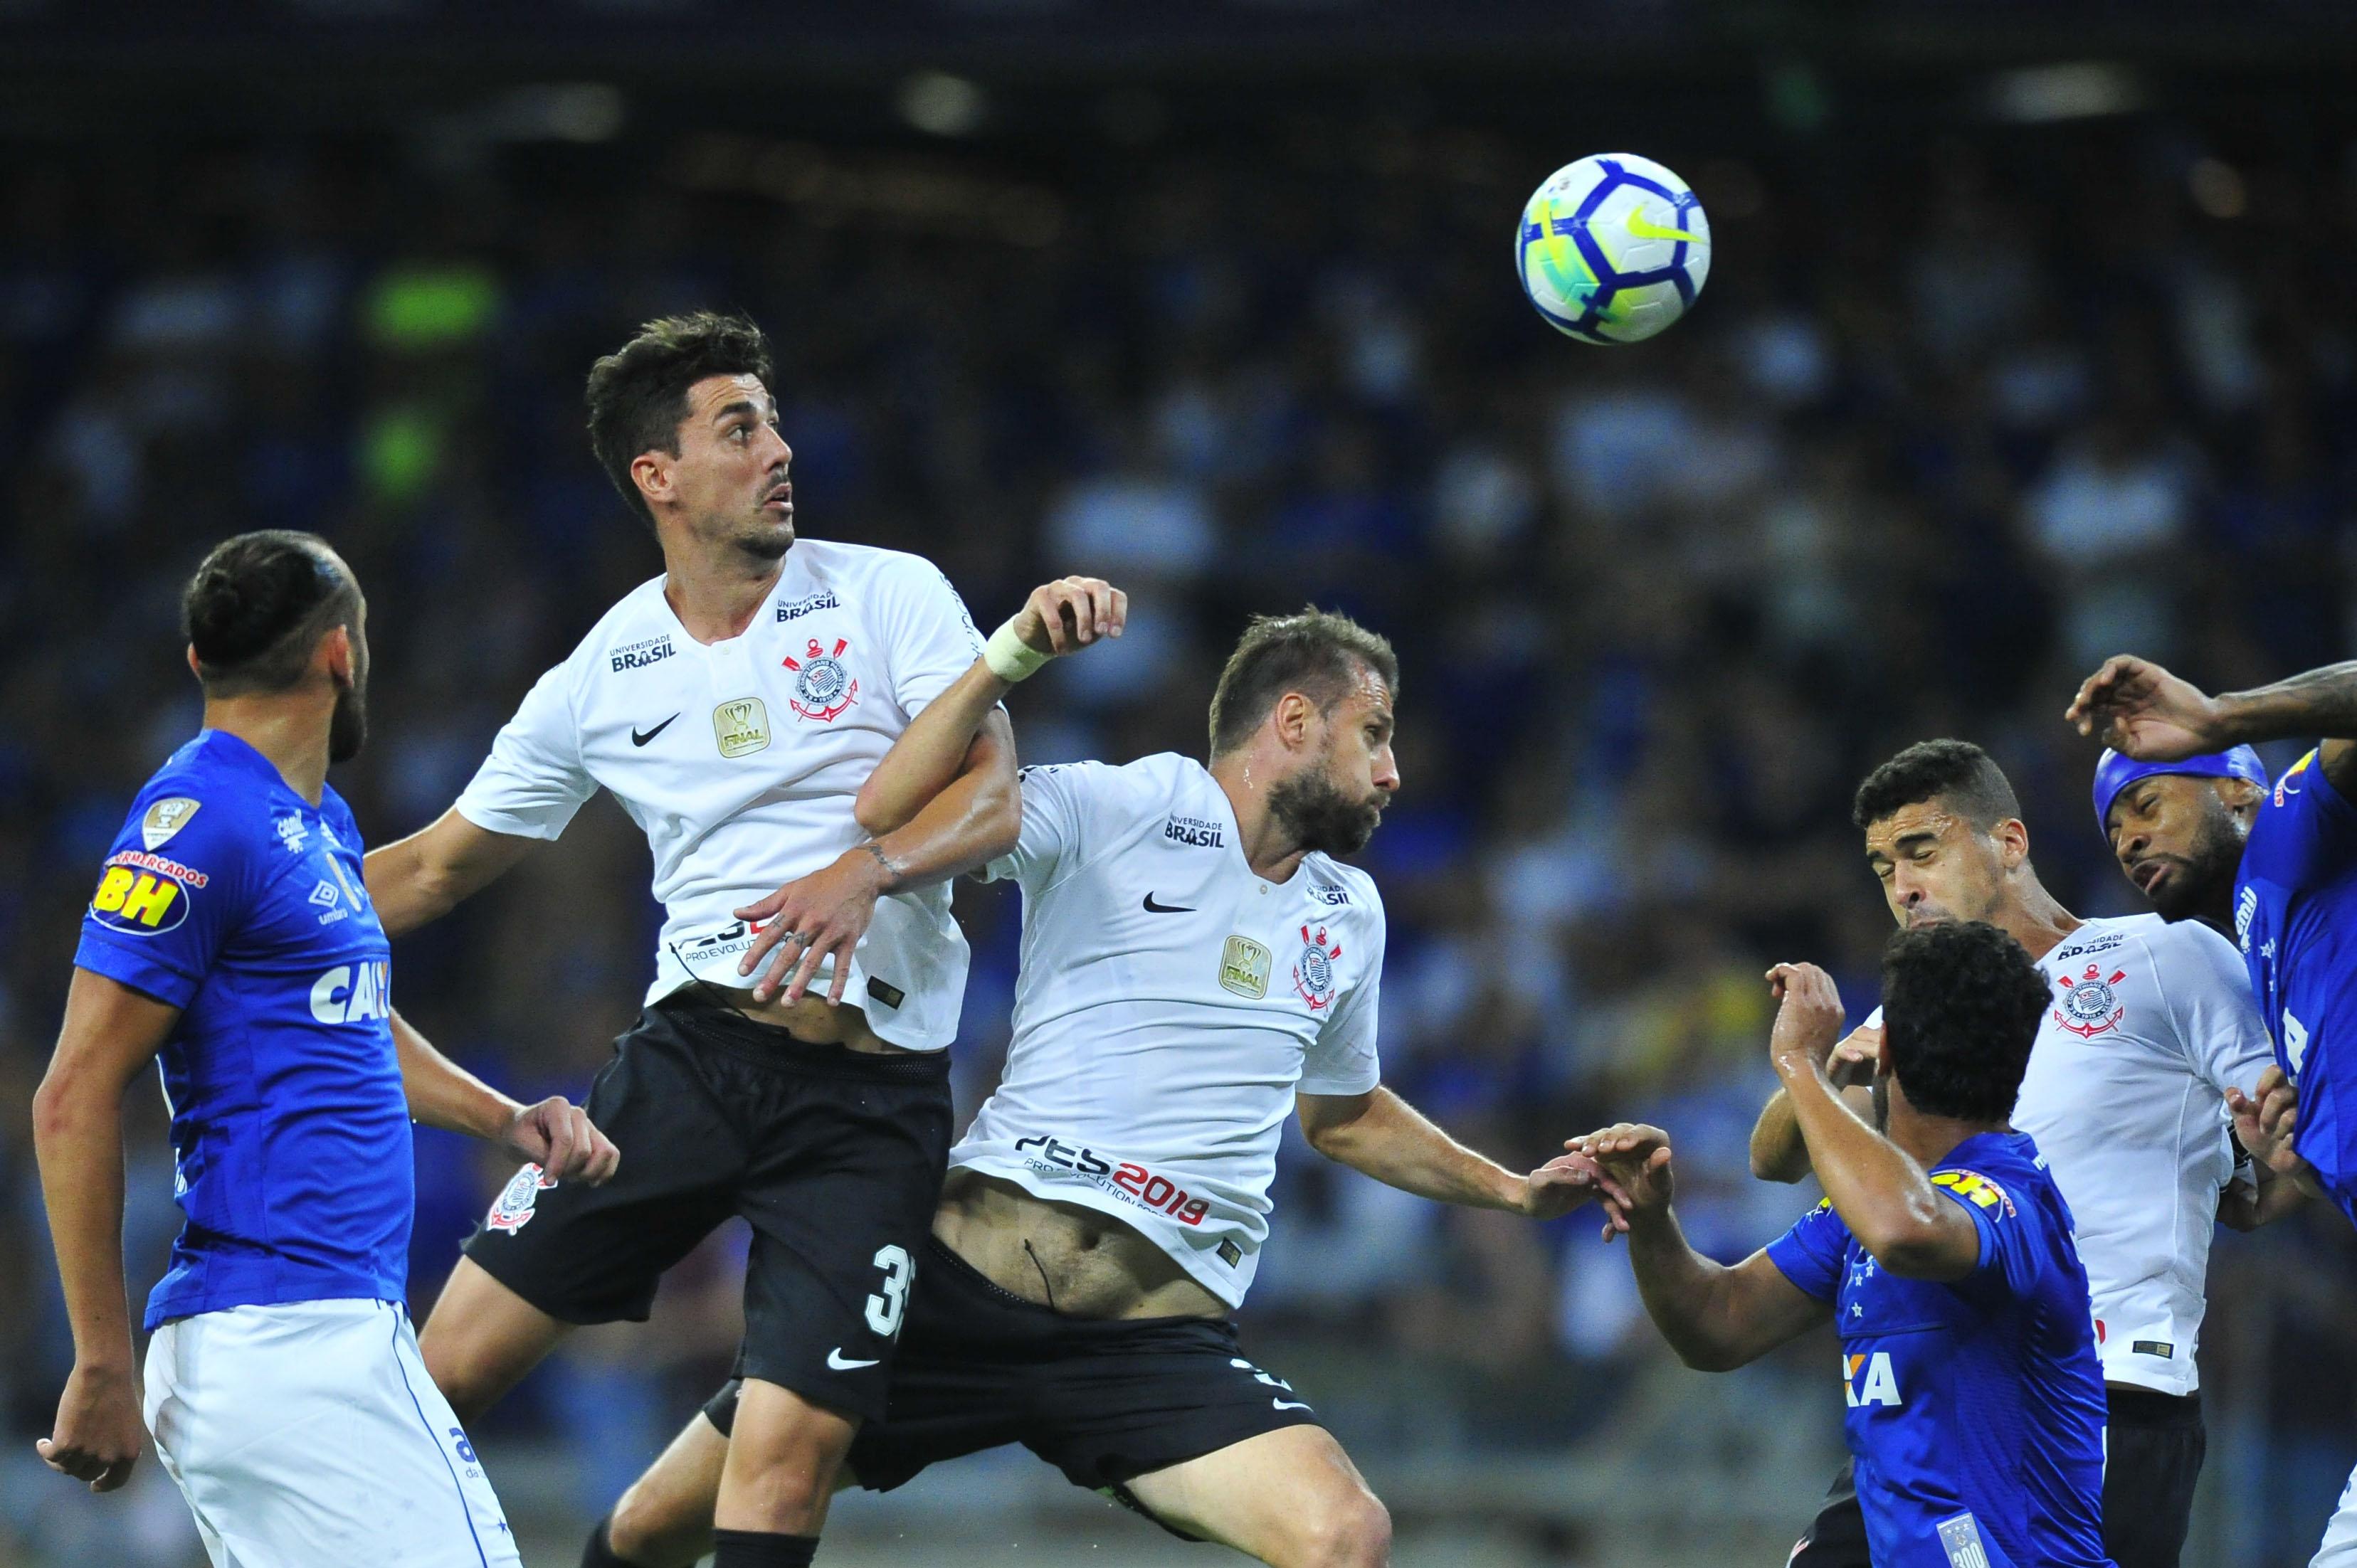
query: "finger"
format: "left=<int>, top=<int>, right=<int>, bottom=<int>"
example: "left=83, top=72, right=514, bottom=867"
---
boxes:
left=732, top=887, right=790, bottom=923
left=750, top=931, right=809, bottom=1001
left=93, top=1456, right=136, bottom=1493
left=589, top=1128, right=622, bottom=1184
left=1041, top=588, right=1076, bottom=652
left=737, top=912, right=800, bottom=980
left=563, top=1107, right=597, bottom=1178
left=540, top=1106, right=578, bottom=1179
left=1108, top=588, right=1127, bottom=636
left=783, top=930, right=837, bottom=1005
left=2259, top=1065, right=2289, bottom=1093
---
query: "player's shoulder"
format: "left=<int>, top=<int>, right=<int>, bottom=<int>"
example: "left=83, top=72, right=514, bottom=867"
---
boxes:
left=791, top=537, right=948, bottom=593
left=106, top=733, right=289, bottom=873
left=1929, top=1133, right=2045, bottom=1222
left=561, top=575, right=675, bottom=664
left=1028, top=751, right=1190, bottom=813
left=2049, top=911, right=2161, bottom=967
left=1302, top=852, right=1384, bottom=923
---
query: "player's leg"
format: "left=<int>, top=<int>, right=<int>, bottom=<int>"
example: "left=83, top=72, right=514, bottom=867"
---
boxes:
left=428, top=1001, right=747, bottom=1422
left=2099, top=1387, right=2205, bottom=1568
left=1122, top=1426, right=1391, bottom=1568
left=419, top=1258, right=574, bottom=1424
left=144, top=1298, right=523, bottom=1568
left=711, top=1034, right=956, bottom=1563
left=589, top=1400, right=730, bottom=1568
left=1784, top=1460, right=1871, bottom=1568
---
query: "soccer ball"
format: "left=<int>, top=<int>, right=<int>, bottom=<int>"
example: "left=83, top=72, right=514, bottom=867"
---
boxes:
left=1517, top=154, right=1711, bottom=344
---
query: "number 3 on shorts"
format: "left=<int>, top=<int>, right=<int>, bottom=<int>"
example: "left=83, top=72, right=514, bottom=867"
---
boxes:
left=864, top=1244, right=914, bottom=1337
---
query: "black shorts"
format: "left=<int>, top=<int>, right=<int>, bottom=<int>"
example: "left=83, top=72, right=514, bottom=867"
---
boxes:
left=701, top=1235, right=1320, bottom=1506
left=459, top=992, right=951, bottom=1424
left=1786, top=1387, right=2204, bottom=1568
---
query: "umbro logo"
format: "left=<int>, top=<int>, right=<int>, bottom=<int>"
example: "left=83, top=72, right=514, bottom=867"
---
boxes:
left=631, top=714, right=680, bottom=747
left=1143, top=893, right=1195, bottom=914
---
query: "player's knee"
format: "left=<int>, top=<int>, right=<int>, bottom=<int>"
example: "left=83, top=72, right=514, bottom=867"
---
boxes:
left=607, top=1479, right=705, bottom=1567
left=418, top=1331, right=501, bottom=1426
left=1287, top=1487, right=1391, bottom=1568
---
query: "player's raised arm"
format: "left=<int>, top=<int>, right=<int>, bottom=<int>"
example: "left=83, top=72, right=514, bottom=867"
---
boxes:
left=1766, top=964, right=1983, bottom=1281
left=2069, top=654, right=2357, bottom=795
left=734, top=574, right=1127, bottom=1006
left=364, top=807, right=539, bottom=938
left=1294, top=1086, right=1602, bottom=1218
left=390, top=1012, right=618, bottom=1185
left=1571, top=1122, right=1830, bottom=1371
left=31, top=969, right=181, bottom=1492
left=1748, top=1021, right=1880, bottom=1183
left=852, top=573, right=1126, bottom=836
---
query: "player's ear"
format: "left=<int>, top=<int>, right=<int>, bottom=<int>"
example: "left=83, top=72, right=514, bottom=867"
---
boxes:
left=319, top=624, right=354, bottom=688
left=2217, top=776, right=2262, bottom=827
left=185, top=644, right=204, bottom=681
left=631, top=449, right=673, bottom=511
left=1270, top=691, right=1316, bottom=753
left=1993, top=817, right=2029, bottom=872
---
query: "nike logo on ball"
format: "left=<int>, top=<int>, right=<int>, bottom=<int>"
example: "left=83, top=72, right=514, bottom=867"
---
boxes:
left=631, top=714, right=680, bottom=747
left=1625, top=210, right=1704, bottom=244
left=1143, top=893, right=1196, bottom=914
left=826, top=1348, right=880, bottom=1371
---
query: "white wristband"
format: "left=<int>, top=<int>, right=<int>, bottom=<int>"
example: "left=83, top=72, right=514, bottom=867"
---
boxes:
left=983, top=618, right=1052, bottom=683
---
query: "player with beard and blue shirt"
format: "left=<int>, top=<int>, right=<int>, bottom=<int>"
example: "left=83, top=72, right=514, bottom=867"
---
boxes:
left=2069, top=654, right=2357, bottom=1221
left=32, top=532, right=617, bottom=1567
left=1577, top=923, right=2113, bottom=1568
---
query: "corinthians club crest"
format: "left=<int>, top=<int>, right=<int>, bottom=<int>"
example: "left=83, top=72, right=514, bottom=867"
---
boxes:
left=2053, top=962, right=2128, bottom=1039
left=782, top=637, right=860, bottom=722
left=485, top=1162, right=557, bottom=1234
left=1292, top=924, right=1343, bottom=1012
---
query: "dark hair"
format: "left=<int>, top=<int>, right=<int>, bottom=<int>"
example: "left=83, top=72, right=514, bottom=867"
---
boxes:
left=1208, top=608, right=1400, bottom=758
left=585, top=311, right=777, bottom=529
left=1852, top=738, right=2022, bottom=832
left=181, top=531, right=359, bottom=695
left=1880, top=921, right=2050, bottom=1123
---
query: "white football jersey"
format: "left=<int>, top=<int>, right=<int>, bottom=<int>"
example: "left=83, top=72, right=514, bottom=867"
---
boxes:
left=953, top=753, right=1385, bottom=1307
left=452, top=539, right=985, bottom=1050
left=1871, top=912, right=2272, bottom=1395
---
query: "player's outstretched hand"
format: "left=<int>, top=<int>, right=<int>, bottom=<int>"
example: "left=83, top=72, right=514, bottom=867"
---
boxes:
left=1010, top=576, right=1127, bottom=657
left=38, top=1362, right=143, bottom=1493
left=2227, top=1065, right=2307, bottom=1181
left=504, top=1096, right=621, bottom=1186
left=1565, top=1123, right=1675, bottom=1242
left=1765, top=963, right=1845, bottom=1076
left=1518, top=1150, right=1612, bottom=1221
left=2065, top=655, right=2228, bottom=761
left=735, top=844, right=895, bottom=1006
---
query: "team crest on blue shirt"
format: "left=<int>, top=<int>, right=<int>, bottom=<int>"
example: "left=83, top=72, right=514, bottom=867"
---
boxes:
left=485, top=1162, right=557, bottom=1234
left=782, top=636, right=860, bottom=723
left=141, top=796, right=201, bottom=849
left=1292, top=925, right=1343, bottom=1012
left=2050, top=963, right=2126, bottom=1039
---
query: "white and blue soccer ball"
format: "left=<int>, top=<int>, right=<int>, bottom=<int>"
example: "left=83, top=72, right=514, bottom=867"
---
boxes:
left=1517, top=153, right=1711, bottom=344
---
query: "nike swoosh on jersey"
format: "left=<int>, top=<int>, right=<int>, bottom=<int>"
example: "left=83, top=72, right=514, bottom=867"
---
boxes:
left=826, top=1348, right=880, bottom=1371
left=1273, top=1399, right=1314, bottom=1411
left=1142, top=893, right=1196, bottom=914
left=631, top=714, right=680, bottom=747
left=1625, top=209, right=1704, bottom=243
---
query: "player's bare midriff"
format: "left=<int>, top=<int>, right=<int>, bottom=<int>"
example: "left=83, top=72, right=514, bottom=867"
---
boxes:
left=932, top=1170, right=1228, bottom=1321
left=696, top=983, right=911, bottom=1054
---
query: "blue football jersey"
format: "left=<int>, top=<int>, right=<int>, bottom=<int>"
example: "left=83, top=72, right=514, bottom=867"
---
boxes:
left=2234, top=748, right=2357, bottom=1225
left=1766, top=1132, right=2112, bottom=1568
left=73, top=730, right=413, bottom=1330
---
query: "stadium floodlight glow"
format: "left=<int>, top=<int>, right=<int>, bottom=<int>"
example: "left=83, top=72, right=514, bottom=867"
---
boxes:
left=897, top=72, right=988, bottom=138
left=1987, top=63, right=2145, bottom=125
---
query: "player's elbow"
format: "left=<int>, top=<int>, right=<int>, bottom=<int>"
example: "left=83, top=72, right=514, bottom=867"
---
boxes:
left=1749, top=1143, right=1807, bottom=1184
left=30, top=1065, right=105, bottom=1153
left=851, top=780, right=900, bottom=837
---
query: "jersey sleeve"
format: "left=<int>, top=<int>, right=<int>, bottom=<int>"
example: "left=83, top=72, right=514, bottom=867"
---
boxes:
left=979, top=763, right=1104, bottom=894
left=1931, top=1167, right=2039, bottom=1294
left=1301, top=892, right=1384, bottom=1096
left=875, top=553, right=986, bottom=718
left=73, top=789, right=259, bottom=1010
left=1765, top=1198, right=1851, bottom=1302
left=453, top=662, right=596, bottom=841
left=2153, top=919, right=2276, bottom=1098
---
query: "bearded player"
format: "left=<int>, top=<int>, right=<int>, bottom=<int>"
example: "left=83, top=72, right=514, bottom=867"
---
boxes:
left=2071, top=653, right=2357, bottom=1567
left=572, top=609, right=1605, bottom=1568
left=363, top=310, right=1124, bottom=1568
left=1749, top=739, right=2284, bottom=1568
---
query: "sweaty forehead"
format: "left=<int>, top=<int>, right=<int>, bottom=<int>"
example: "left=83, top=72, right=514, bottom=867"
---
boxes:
left=1865, top=802, right=1963, bottom=855
left=1345, top=665, right=1394, bottom=721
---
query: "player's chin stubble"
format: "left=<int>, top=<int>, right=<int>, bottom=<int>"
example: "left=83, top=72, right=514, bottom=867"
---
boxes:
left=1267, top=770, right=1383, bottom=857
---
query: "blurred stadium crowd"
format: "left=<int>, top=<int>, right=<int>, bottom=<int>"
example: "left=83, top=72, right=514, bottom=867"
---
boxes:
left=6, top=106, right=2357, bottom=1562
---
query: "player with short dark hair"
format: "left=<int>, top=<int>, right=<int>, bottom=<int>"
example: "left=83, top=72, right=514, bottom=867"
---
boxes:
left=33, top=531, right=616, bottom=1565
left=1751, top=737, right=2282, bottom=1568
left=362, top=309, right=1123, bottom=1568
left=1578, top=928, right=2113, bottom=1568
left=568, top=607, right=1604, bottom=1568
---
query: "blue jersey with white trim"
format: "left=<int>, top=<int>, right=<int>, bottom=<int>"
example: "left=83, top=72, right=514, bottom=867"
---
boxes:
left=2234, top=748, right=2357, bottom=1225
left=1766, top=1132, right=2112, bottom=1568
left=73, top=730, right=411, bottom=1330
